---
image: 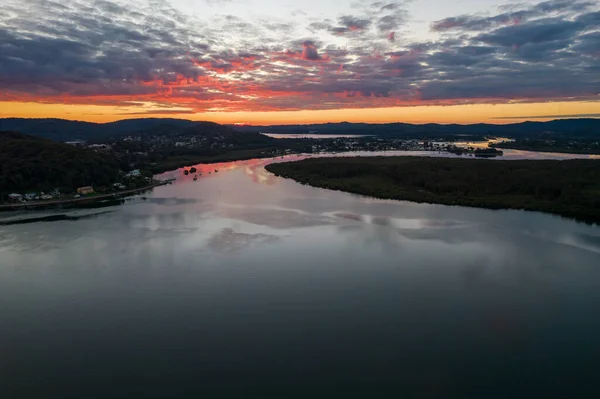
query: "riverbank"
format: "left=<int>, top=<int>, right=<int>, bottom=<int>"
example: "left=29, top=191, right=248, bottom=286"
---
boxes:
left=148, top=148, right=285, bottom=174
left=495, top=142, right=600, bottom=155
left=0, top=180, right=169, bottom=211
left=266, top=156, right=600, bottom=224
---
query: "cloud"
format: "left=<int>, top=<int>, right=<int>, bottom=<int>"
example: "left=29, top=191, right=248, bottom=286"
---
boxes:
left=338, top=15, right=372, bottom=31
left=0, top=0, right=598, bottom=114
left=431, top=0, right=595, bottom=32
left=475, top=18, right=585, bottom=47
left=493, top=114, right=600, bottom=119
left=301, top=41, right=324, bottom=60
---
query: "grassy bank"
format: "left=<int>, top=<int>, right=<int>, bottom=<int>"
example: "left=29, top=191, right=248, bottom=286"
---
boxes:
left=266, top=157, right=600, bottom=224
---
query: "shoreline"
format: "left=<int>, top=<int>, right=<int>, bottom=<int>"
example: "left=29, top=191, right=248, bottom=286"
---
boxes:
left=495, top=144, right=600, bottom=155
left=265, top=156, right=600, bottom=225
left=0, top=180, right=170, bottom=211
left=4, top=146, right=600, bottom=213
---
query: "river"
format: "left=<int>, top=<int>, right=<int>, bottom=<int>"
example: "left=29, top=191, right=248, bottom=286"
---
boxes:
left=1, top=150, right=600, bottom=398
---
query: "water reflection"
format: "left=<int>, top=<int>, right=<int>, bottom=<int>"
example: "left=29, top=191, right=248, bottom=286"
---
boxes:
left=1, top=151, right=600, bottom=398
left=208, top=228, right=281, bottom=253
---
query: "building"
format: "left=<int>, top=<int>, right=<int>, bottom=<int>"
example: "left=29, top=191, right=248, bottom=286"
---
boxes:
left=125, top=169, right=141, bottom=178
left=8, top=193, right=23, bottom=201
left=77, top=186, right=95, bottom=195
left=88, top=144, right=110, bottom=151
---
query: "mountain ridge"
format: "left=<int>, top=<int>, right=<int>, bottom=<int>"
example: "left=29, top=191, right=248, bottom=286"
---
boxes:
left=1, top=117, right=599, bottom=141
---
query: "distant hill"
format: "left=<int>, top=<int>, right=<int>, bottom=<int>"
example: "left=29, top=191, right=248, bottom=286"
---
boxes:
left=0, top=118, right=198, bottom=141
left=1, top=117, right=599, bottom=142
left=0, top=131, right=121, bottom=196
left=234, top=118, right=600, bottom=139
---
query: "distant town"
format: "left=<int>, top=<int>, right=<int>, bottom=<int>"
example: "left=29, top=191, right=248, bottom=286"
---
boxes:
left=4, top=130, right=505, bottom=206
left=5, top=168, right=160, bottom=207
left=7, top=117, right=599, bottom=208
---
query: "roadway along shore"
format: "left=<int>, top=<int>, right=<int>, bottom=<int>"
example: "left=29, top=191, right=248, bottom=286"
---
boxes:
left=0, top=180, right=171, bottom=211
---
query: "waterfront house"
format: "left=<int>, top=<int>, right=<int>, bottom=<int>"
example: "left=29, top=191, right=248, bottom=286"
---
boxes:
left=8, top=193, right=23, bottom=201
left=77, top=186, right=95, bottom=195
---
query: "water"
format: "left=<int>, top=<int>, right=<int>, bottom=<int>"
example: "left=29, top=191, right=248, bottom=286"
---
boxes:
left=262, top=133, right=371, bottom=139
left=2, top=152, right=600, bottom=398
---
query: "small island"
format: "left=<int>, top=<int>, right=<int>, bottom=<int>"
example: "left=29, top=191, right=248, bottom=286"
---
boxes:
left=266, top=157, right=600, bottom=224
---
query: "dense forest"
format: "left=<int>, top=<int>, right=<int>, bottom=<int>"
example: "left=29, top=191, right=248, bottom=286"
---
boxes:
left=0, top=131, right=121, bottom=197
left=266, top=157, right=600, bottom=224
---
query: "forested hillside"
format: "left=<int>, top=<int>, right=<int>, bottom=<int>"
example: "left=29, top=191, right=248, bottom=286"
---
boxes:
left=3, top=117, right=600, bottom=142
left=0, top=131, right=121, bottom=196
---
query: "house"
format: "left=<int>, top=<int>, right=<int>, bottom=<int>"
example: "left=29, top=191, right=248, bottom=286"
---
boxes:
left=77, top=186, right=95, bottom=195
left=8, top=193, right=23, bottom=201
left=88, top=144, right=110, bottom=151
left=125, top=169, right=141, bottom=178
left=25, top=193, right=37, bottom=201
left=113, top=183, right=127, bottom=190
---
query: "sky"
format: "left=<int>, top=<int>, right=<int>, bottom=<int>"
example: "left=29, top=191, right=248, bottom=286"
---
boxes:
left=0, top=0, right=599, bottom=124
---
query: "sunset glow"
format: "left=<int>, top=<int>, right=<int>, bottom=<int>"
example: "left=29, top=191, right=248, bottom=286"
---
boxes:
left=1, top=0, right=599, bottom=124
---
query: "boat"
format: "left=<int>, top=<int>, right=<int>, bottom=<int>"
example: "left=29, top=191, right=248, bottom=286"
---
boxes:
left=193, top=175, right=198, bottom=181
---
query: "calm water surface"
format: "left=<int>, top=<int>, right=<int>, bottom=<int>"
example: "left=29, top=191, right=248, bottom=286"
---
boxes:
left=1, top=153, right=600, bottom=398
left=262, top=133, right=371, bottom=139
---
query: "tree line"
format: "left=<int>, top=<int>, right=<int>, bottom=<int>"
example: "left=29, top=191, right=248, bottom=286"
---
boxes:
left=266, top=156, right=600, bottom=224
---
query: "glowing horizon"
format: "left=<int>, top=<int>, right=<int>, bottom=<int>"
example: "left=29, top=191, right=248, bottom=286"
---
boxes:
left=2, top=100, right=599, bottom=126
left=1, top=0, right=598, bottom=124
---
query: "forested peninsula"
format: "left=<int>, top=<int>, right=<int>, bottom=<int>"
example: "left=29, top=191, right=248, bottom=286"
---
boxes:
left=266, top=157, right=600, bottom=224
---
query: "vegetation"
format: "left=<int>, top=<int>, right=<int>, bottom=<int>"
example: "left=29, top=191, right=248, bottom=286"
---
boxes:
left=237, top=118, right=600, bottom=140
left=101, top=123, right=290, bottom=173
left=148, top=149, right=281, bottom=174
left=3, top=117, right=600, bottom=142
left=496, top=139, right=600, bottom=155
left=0, top=131, right=121, bottom=198
left=447, top=146, right=504, bottom=157
left=266, top=156, right=600, bottom=224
